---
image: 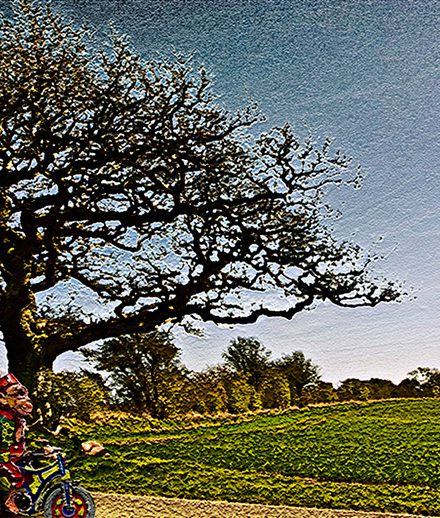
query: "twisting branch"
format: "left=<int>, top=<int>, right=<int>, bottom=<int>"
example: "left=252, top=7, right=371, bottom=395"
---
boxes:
left=0, top=1, right=401, bottom=386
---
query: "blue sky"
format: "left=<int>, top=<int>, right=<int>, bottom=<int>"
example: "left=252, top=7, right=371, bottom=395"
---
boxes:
left=1, top=0, right=438, bottom=383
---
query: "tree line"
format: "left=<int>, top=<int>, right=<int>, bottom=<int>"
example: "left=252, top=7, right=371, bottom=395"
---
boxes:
left=36, top=333, right=440, bottom=428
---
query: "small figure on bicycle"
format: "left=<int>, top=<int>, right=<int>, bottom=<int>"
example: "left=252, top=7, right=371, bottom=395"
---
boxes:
left=0, top=373, right=95, bottom=518
left=0, top=373, right=33, bottom=515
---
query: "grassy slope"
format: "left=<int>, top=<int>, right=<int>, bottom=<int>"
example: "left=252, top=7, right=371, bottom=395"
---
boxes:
left=66, top=400, right=440, bottom=515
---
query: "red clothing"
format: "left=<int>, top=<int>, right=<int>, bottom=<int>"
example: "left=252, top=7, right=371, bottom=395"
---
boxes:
left=0, top=409, right=25, bottom=489
left=0, top=462, right=24, bottom=488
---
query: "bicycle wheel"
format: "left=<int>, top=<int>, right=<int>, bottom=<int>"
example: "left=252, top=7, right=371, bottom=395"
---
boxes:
left=43, top=485, right=95, bottom=518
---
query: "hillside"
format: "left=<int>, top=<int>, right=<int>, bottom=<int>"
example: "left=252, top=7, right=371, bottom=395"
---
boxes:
left=65, top=399, right=440, bottom=515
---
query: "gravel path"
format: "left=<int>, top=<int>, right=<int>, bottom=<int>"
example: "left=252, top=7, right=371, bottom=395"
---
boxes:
left=92, top=492, right=439, bottom=518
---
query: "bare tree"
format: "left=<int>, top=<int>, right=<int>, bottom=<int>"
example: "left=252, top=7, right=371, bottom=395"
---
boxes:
left=0, top=1, right=400, bottom=387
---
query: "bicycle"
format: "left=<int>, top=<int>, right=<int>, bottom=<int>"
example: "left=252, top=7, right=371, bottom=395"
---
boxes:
left=1, top=441, right=95, bottom=517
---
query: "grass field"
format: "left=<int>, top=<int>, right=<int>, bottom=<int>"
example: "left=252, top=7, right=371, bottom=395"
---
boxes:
left=64, top=399, right=440, bottom=515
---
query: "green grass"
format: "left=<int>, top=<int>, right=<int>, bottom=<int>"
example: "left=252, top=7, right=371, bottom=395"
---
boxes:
left=65, top=399, right=440, bottom=515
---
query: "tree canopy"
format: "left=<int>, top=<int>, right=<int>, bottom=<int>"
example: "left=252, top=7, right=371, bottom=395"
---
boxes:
left=223, top=336, right=271, bottom=387
left=0, top=1, right=400, bottom=387
left=81, top=332, right=182, bottom=418
left=274, top=351, right=321, bottom=399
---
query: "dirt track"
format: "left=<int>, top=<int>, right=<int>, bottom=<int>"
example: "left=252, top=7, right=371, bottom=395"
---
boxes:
left=92, top=492, right=439, bottom=518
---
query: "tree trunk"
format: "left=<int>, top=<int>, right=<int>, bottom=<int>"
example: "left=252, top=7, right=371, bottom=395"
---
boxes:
left=6, top=336, right=45, bottom=394
left=0, top=247, right=44, bottom=391
left=6, top=342, right=58, bottom=431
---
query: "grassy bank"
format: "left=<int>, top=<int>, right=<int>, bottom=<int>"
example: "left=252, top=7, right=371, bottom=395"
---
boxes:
left=64, top=399, right=440, bottom=515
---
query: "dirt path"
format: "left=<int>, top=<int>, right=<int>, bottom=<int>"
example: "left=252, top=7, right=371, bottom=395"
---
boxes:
left=92, top=492, right=439, bottom=518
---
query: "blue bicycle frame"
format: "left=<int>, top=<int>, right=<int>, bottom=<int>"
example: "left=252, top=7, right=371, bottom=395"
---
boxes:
left=19, top=451, right=73, bottom=515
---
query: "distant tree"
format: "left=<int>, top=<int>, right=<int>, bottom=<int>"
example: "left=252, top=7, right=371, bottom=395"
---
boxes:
left=187, top=367, right=228, bottom=414
left=274, top=351, right=321, bottom=401
left=223, top=337, right=271, bottom=388
left=223, top=371, right=262, bottom=414
left=259, top=370, right=291, bottom=409
left=393, top=377, right=421, bottom=399
left=34, top=369, right=109, bottom=429
left=155, top=370, right=194, bottom=417
left=407, top=367, right=440, bottom=397
left=0, top=1, right=401, bottom=390
left=301, top=381, right=337, bottom=406
left=337, top=378, right=371, bottom=402
left=335, top=377, right=399, bottom=403
left=363, top=378, right=397, bottom=400
left=82, top=332, right=181, bottom=417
